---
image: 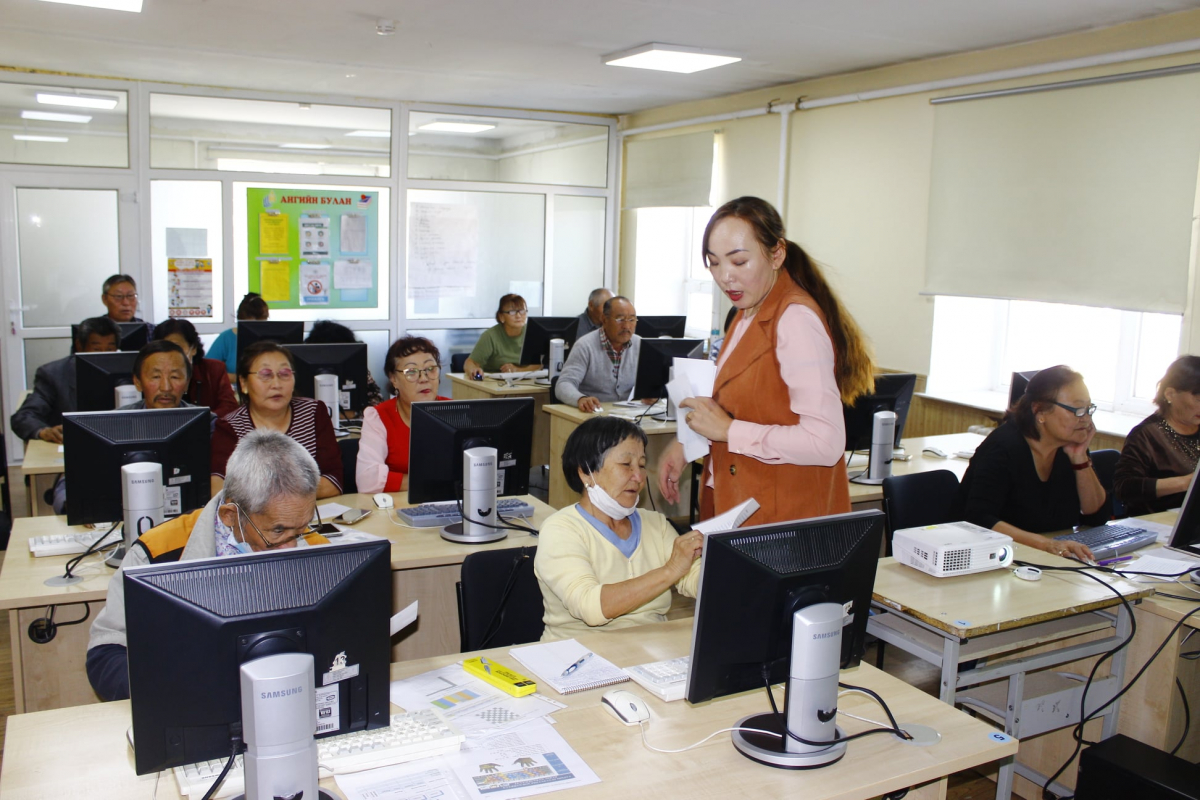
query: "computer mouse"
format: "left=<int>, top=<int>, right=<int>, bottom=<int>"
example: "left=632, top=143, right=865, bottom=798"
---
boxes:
left=601, top=689, right=650, bottom=726
left=372, top=493, right=394, bottom=509
left=1013, top=566, right=1042, bottom=581
left=922, top=447, right=948, bottom=459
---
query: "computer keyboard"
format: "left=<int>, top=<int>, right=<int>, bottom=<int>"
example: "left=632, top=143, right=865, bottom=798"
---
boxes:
left=625, top=656, right=690, bottom=702
left=1056, top=524, right=1158, bottom=560
left=28, top=529, right=118, bottom=558
left=173, top=710, right=465, bottom=798
left=395, top=497, right=536, bottom=528
left=482, top=369, right=549, bottom=382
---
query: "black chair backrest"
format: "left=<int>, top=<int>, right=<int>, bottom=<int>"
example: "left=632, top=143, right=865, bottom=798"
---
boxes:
left=338, top=436, right=359, bottom=496
left=881, top=469, right=962, bottom=555
left=1090, top=448, right=1124, bottom=519
left=450, top=353, right=469, bottom=373
left=456, top=546, right=543, bottom=652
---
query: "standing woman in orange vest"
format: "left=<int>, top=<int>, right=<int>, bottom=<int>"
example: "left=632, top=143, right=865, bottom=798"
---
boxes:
left=657, top=197, right=875, bottom=524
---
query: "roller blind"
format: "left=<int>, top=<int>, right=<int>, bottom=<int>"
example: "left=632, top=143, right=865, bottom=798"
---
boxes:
left=624, top=131, right=714, bottom=208
left=924, top=72, right=1200, bottom=314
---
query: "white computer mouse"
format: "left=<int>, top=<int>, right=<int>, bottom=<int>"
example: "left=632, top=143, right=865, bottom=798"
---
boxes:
left=922, top=447, right=948, bottom=459
left=372, top=493, right=394, bottom=509
left=601, top=689, right=650, bottom=726
left=1013, top=566, right=1042, bottom=582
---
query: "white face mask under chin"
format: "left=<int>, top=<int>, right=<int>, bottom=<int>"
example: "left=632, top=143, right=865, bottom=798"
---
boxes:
left=585, top=473, right=637, bottom=520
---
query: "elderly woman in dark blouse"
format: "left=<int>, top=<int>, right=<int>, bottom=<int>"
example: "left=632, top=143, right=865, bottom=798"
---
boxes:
left=959, top=365, right=1110, bottom=561
left=1114, top=355, right=1200, bottom=515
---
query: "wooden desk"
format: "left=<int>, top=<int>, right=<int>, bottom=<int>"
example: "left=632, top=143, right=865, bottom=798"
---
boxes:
left=869, top=545, right=1154, bottom=799
left=846, top=431, right=982, bottom=510
left=448, top=373, right=551, bottom=467
left=20, top=439, right=63, bottom=517
left=0, top=618, right=1017, bottom=800
left=544, top=402, right=688, bottom=516
left=0, top=493, right=555, bottom=713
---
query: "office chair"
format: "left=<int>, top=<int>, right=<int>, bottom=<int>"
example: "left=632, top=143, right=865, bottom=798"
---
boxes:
left=338, top=437, right=359, bottom=496
left=1089, top=448, right=1125, bottom=518
left=450, top=353, right=469, bottom=374
left=456, top=546, right=543, bottom=652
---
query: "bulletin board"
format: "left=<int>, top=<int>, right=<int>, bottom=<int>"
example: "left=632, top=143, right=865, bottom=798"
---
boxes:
left=245, top=187, right=379, bottom=310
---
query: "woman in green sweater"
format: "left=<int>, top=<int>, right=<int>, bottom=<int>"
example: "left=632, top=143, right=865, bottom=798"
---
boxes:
left=463, top=293, right=543, bottom=378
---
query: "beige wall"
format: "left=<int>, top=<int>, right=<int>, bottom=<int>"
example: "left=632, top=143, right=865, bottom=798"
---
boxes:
left=619, top=8, right=1200, bottom=374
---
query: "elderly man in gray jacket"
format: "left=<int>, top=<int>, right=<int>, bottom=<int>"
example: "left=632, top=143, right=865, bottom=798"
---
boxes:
left=554, top=295, right=642, bottom=412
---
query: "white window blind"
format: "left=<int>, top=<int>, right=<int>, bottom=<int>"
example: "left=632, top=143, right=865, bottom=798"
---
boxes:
left=924, top=72, right=1200, bottom=314
left=623, top=131, right=714, bottom=208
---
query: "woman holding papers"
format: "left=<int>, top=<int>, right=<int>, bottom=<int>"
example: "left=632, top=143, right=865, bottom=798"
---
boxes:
left=1114, top=355, right=1200, bottom=516
left=536, top=417, right=703, bottom=640
left=657, top=196, right=874, bottom=525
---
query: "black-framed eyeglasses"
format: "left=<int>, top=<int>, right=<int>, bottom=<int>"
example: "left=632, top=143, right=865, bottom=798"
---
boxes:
left=234, top=503, right=321, bottom=549
left=499, top=308, right=528, bottom=317
left=1053, top=401, right=1097, bottom=418
left=400, top=365, right=440, bottom=382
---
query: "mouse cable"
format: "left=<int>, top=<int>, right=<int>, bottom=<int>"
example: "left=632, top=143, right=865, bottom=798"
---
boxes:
left=637, top=719, right=781, bottom=754
left=760, top=672, right=912, bottom=747
left=1170, top=678, right=1190, bottom=757
left=199, top=736, right=244, bottom=800
left=61, top=521, right=122, bottom=579
left=454, top=496, right=536, bottom=535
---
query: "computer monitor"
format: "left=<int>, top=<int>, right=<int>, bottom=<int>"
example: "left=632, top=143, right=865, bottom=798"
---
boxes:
left=635, top=316, right=687, bottom=339
left=63, top=406, right=212, bottom=526
left=1165, top=470, right=1200, bottom=560
left=118, top=322, right=150, bottom=352
left=75, top=351, right=140, bottom=412
left=408, top=398, right=534, bottom=543
left=124, top=538, right=392, bottom=777
left=518, top=316, right=579, bottom=369
left=842, top=373, right=917, bottom=451
left=1008, top=370, right=1040, bottom=409
left=287, top=343, right=370, bottom=416
left=235, top=320, right=304, bottom=370
left=632, top=338, right=705, bottom=401
left=686, top=509, right=886, bottom=768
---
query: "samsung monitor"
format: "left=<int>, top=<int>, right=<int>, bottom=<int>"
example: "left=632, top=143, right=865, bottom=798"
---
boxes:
left=687, top=509, right=885, bottom=768
left=635, top=316, right=687, bottom=339
left=632, top=338, right=705, bottom=402
left=287, top=343, right=370, bottom=416
left=75, top=351, right=140, bottom=412
left=517, top=317, right=580, bottom=370
left=1008, top=370, right=1040, bottom=410
left=236, top=320, right=304, bottom=370
left=63, top=406, right=212, bottom=526
left=842, top=373, right=917, bottom=452
left=124, top=538, right=392, bottom=777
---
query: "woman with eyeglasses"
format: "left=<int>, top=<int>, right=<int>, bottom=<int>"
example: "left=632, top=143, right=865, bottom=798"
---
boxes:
left=357, top=336, right=450, bottom=494
left=462, top=294, right=542, bottom=379
left=210, top=341, right=343, bottom=499
left=959, top=365, right=1110, bottom=561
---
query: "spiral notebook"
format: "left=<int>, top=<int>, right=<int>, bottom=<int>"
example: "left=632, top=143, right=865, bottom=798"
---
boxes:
left=509, top=638, right=630, bottom=695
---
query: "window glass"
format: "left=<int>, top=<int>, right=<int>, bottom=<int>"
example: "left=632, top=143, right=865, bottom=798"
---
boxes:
left=634, top=206, right=714, bottom=336
left=550, top=195, right=605, bottom=316
left=0, top=82, right=128, bottom=168
left=406, top=190, right=545, bottom=320
left=151, top=181, right=224, bottom=323
left=23, top=338, right=70, bottom=390
left=150, top=94, right=391, bottom=178
left=408, top=112, right=607, bottom=187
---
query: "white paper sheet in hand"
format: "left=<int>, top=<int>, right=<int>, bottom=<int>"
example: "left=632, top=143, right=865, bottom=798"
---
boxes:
left=667, top=357, right=717, bottom=462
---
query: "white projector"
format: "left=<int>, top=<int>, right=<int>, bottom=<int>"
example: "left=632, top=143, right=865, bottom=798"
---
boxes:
left=893, top=522, right=1014, bottom=578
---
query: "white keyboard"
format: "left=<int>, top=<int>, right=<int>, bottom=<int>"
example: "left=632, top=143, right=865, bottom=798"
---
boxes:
left=482, top=369, right=549, bottom=382
left=173, top=711, right=465, bottom=798
left=28, top=529, right=118, bottom=558
left=624, top=656, right=690, bottom=702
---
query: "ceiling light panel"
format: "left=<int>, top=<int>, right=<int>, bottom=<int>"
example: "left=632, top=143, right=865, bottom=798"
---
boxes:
left=604, top=43, right=741, bottom=74
left=345, top=130, right=391, bottom=138
left=418, top=122, right=496, bottom=134
left=21, top=110, right=93, bottom=123
left=13, top=134, right=69, bottom=142
left=36, top=92, right=119, bottom=110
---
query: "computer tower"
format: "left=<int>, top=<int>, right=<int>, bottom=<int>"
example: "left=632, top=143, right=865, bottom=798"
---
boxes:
left=1075, top=735, right=1200, bottom=800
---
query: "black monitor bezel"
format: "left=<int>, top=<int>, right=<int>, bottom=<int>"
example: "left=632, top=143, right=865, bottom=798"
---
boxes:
left=842, top=373, right=917, bottom=451
left=517, top=316, right=580, bottom=369
left=631, top=338, right=705, bottom=401
left=74, top=351, right=140, bottom=412
left=235, top=320, right=305, bottom=370
left=634, top=316, right=687, bottom=339
left=286, top=343, right=370, bottom=414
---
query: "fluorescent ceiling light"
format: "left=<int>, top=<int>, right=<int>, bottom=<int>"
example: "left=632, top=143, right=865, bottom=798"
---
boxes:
left=37, top=0, right=143, bottom=11
left=418, top=122, right=495, bottom=134
left=279, top=143, right=331, bottom=150
left=13, top=134, right=69, bottom=143
left=21, top=110, right=92, bottom=123
left=603, top=43, right=741, bottom=74
left=36, top=92, right=119, bottom=110
left=345, top=130, right=391, bottom=138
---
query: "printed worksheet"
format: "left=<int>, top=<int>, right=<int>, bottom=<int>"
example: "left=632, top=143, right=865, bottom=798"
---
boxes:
left=446, top=718, right=599, bottom=800
left=390, top=664, right=564, bottom=735
left=341, top=213, right=368, bottom=254
left=334, top=762, right=470, bottom=800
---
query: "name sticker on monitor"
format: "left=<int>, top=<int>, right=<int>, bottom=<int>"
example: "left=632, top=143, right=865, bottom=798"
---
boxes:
left=495, top=471, right=505, bottom=493
left=168, top=474, right=191, bottom=486
left=315, top=684, right=340, bottom=734
left=163, top=486, right=182, bottom=516
left=322, top=651, right=360, bottom=686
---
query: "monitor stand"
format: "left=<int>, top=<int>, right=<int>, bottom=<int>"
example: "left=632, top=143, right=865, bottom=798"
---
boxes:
left=441, top=446, right=506, bottom=544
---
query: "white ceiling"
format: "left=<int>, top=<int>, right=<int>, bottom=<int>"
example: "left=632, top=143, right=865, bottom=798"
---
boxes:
left=2, top=0, right=1199, bottom=115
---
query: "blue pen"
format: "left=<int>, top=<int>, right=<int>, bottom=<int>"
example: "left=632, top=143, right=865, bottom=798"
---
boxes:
left=561, top=652, right=594, bottom=677
left=479, top=656, right=492, bottom=674
left=1098, top=555, right=1134, bottom=567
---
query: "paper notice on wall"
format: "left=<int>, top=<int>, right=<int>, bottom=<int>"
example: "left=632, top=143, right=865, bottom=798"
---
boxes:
left=167, top=258, right=213, bottom=317
left=300, top=261, right=331, bottom=305
left=299, top=213, right=331, bottom=257
left=334, top=259, right=373, bottom=290
left=340, top=213, right=368, bottom=254
left=259, top=212, right=289, bottom=255
left=408, top=202, right=478, bottom=299
left=260, top=260, right=291, bottom=302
